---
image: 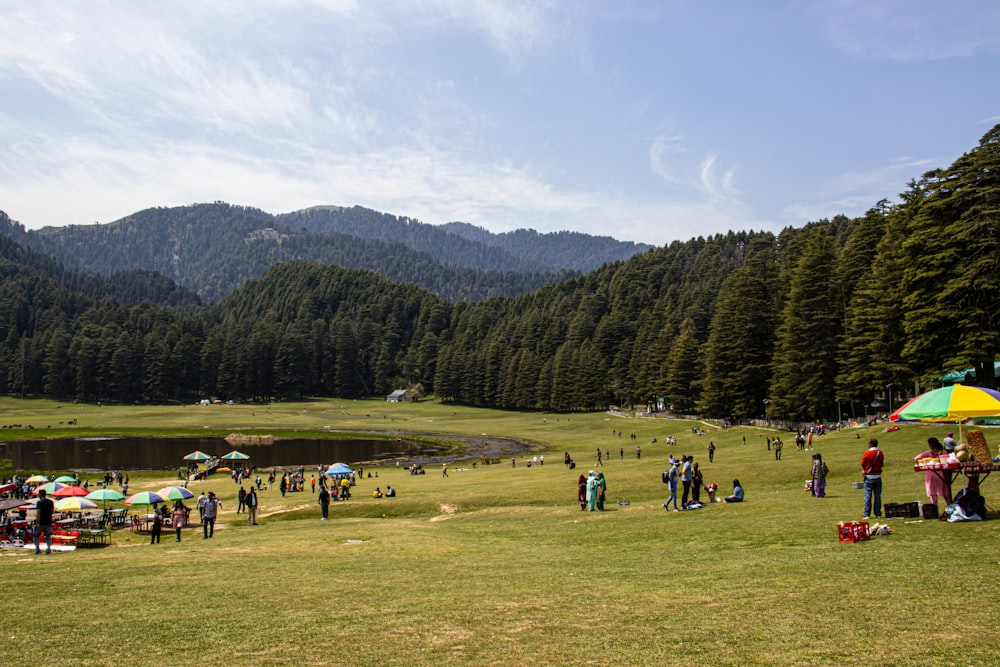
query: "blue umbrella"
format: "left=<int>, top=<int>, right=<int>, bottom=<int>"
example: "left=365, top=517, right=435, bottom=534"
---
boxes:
left=324, top=463, right=354, bottom=476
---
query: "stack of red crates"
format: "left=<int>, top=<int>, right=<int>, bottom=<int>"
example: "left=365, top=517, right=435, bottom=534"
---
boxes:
left=838, top=521, right=870, bottom=543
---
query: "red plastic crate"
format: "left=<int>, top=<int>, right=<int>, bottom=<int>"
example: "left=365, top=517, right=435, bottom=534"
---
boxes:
left=838, top=521, right=870, bottom=543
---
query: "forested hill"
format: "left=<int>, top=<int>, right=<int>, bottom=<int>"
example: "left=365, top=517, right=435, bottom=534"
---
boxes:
left=439, top=222, right=651, bottom=274
left=0, top=213, right=201, bottom=311
left=277, top=206, right=651, bottom=274
left=0, top=125, right=995, bottom=418
left=1, top=203, right=645, bottom=303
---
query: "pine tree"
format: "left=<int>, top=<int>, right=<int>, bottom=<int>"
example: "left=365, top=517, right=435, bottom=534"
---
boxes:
left=902, top=124, right=1000, bottom=388
left=698, top=244, right=778, bottom=418
left=768, top=233, right=841, bottom=420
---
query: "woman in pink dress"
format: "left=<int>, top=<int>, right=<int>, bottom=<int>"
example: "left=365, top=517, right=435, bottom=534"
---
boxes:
left=915, top=437, right=950, bottom=506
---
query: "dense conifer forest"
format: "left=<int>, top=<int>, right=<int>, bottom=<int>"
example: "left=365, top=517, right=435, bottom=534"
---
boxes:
left=0, top=125, right=996, bottom=420
left=7, top=203, right=646, bottom=303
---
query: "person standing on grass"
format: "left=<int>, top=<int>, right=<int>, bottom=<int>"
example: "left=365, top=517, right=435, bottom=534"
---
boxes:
left=861, top=438, right=884, bottom=520
left=171, top=500, right=187, bottom=542
left=442, top=463, right=449, bottom=477
left=246, top=486, right=258, bottom=525
left=150, top=512, right=162, bottom=544
left=237, top=486, right=246, bottom=513
left=708, top=441, right=715, bottom=463
left=663, top=462, right=679, bottom=512
left=197, top=491, right=207, bottom=522
left=681, top=456, right=693, bottom=506
left=203, top=492, right=220, bottom=538
left=310, top=475, right=316, bottom=493
left=596, top=472, right=607, bottom=511
left=586, top=471, right=599, bottom=511
left=577, top=474, right=587, bottom=510
left=811, top=453, right=829, bottom=498
left=691, top=462, right=703, bottom=504
left=318, top=485, right=330, bottom=520
left=915, top=437, right=950, bottom=507
left=596, top=448, right=603, bottom=467
left=774, top=438, right=783, bottom=461
left=33, top=488, right=54, bottom=555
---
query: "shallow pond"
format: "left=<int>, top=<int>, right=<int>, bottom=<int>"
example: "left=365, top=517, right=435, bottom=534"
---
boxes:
left=0, top=435, right=431, bottom=471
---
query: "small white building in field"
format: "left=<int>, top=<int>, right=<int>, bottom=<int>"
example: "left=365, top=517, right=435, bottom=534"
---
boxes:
left=386, top=389, right=408, bottom=402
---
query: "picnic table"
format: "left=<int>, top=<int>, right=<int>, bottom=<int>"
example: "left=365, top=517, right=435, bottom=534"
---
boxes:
left=76, top=527, right=111, bottom=547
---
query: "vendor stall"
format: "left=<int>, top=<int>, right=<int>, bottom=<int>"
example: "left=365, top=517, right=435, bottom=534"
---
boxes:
left=914, top=459, right=1000, bottom=496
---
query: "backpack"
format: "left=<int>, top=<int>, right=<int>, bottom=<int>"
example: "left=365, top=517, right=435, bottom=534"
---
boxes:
left=955, top=487, right=986, bottom=518
left=662, top=470, right=669, bottom=484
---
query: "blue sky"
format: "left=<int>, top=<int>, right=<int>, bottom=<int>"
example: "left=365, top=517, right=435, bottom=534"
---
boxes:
left=1, top=1, right=998, bottom=246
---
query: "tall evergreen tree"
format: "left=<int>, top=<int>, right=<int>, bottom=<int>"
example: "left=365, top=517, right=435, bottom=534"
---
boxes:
left=698, top=244, right=778, bottom=418
left=768, top=233, right=841, bottom=420
left=902, top=125, right=1000, bottom=388
left=663, top=317, right=701, bottom=413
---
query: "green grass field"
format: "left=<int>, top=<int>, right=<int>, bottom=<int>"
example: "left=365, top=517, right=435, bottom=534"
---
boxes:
left=1, top=398, right=997, bottom=666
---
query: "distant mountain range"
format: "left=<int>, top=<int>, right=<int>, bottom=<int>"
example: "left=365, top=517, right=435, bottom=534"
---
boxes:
left=1, top=203, right=651, bottom=302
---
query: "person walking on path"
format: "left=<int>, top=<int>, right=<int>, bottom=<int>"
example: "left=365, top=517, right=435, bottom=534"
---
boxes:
left=318, top=486, right=330, bottom=520
left=33, top=488, right=55, bottom=555
left=246, top=487, right=258, bottom=525
left=861, top=438, right=885, bottom=520
left=708, top=442, right=715, bottom=463
left=202, top=492, right=220, bottom=538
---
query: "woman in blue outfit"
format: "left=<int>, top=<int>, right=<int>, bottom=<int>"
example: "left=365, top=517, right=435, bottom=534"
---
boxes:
left=724, top=479, right=744, bottom=503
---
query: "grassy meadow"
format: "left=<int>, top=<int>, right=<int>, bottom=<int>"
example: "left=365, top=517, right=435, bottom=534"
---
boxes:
left=1, top=397, right=998, bottom=666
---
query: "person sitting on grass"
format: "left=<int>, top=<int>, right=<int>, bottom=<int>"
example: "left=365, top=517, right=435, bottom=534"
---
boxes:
left=372, top=488, right=383, bottom=498
left=385, top=486, right=396, bottom=497
left=724, top=479, right=745, bottom=503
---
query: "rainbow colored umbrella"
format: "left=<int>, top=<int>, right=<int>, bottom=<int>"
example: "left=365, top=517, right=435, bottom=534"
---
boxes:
left=33, top=482, right=67, bottom=496
left=54, top=496, right=98, bottom=511
left=156, top=486, right=194, bottom=501
left=890, top=384, right=1000, bottom=442
left=125, top=491, right=166, bottom=507
left=890, top=385, right=1000, bottom=422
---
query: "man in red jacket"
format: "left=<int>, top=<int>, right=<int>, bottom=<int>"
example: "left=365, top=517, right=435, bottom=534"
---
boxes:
left=861, top=438, right=885, bottom=520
